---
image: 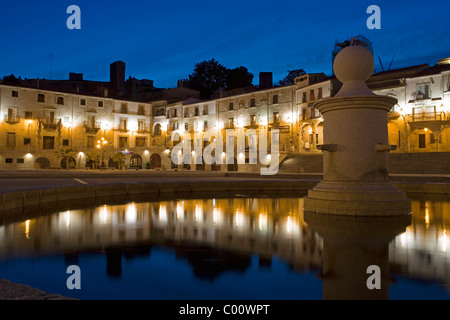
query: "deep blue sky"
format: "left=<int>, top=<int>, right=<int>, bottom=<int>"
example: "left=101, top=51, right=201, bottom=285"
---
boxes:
left=0, top=0, right=448, bottom=88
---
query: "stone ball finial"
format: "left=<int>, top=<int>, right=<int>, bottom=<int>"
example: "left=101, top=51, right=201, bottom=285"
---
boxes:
left=333, top=45, right=375, bottom=97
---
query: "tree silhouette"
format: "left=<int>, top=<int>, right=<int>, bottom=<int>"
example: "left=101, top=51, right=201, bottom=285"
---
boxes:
left=187, top=59, right=228, bottom=99
left=279, top=69, right=306, bottom=86
left=226, top=66, right=253, bottom=90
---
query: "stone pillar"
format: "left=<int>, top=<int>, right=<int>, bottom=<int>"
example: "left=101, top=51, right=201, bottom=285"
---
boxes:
left=303, top=45, right=411, bottom=216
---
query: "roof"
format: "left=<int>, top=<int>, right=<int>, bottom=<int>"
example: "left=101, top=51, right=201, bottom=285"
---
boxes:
left=410, top=64, right=450, bottom=78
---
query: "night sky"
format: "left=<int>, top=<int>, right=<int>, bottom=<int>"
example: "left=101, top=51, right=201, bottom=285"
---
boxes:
left=1, top=0, right=448, bottom=88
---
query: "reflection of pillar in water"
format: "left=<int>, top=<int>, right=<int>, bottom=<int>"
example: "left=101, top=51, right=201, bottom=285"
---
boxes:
left=106, top=250, right=122, bottom=278
left=305, top=212, right=411, bottom=300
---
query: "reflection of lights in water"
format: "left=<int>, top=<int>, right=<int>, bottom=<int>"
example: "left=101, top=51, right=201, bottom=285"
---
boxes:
left=400, top=231, right=414, bottom=248
left=159, top=205, right=167, bottom=223
left=65, top=211, right=71, bottom=227
left=24, top=220, right=30, bottom=239
left=126, top=203, right=137, bottom=224
left=442, top=230, right=447, bottom=252
left=213, top=208, right=222, bottom=225
left=195, top=204, right=203, bottom=222
left=100, top=205, right=109, bottom=224
left=235, top=210, right=243, bottom=227
left=176, top=201, right=184, bottom=220
left=425, top=202, right=431, bottom=229
left=259, top=214, right=267, bottom=231
left=286, top=216, right=293, bottom=234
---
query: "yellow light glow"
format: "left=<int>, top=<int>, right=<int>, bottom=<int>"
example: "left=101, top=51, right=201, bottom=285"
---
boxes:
left=259, top=213, right=267, bottom=231
left=159, top=205, right=167, bottom=222
left=195, top=204, right=203, bottom=222
left=65, top=211, right=71, bottom=227
left=24, top=220, right=30, bottom=239
left=96, top=144, right=101, bottom=149
left=213, top=208, right=222, bottom=225
left=126, top=203, right=137, bottom=224
left=176, top=201, right=184, bottom=220
left=442, top=230, right=447, bottom=253
left=424, top=128, right=428, bottom=132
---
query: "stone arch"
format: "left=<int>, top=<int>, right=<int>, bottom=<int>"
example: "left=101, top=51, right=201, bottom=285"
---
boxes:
left=153, top=123, right=162, bottom=136
left=300, top=124, right=314, bottom=151
left=130, top=154, right=142, bottom=169
left=150, top=153, right=162, bottom=169
left=60, top=156, right=76, bottom=169
left=34, top=157, right=51, bottom=169
left=408, top=127, right=438, bottom=152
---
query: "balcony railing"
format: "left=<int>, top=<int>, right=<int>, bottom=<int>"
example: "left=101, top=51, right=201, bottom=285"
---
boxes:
left=40, top=118, right=61, bottom=130
left=409, top=112, right=447, bottom=122
left=4, top=115, right=20, bottom=124
left=83, top=121, right=101, bottom=134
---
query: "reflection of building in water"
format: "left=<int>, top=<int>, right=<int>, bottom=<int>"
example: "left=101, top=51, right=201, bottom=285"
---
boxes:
left=389, top=198, right=450, bottom=288
left=0, top=198, right=322, bottom=276
left=0, top=197, right=448, bottom=287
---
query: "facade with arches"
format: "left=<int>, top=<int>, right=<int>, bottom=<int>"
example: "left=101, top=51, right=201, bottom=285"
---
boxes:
left=1, top=58, right=450, bottom=171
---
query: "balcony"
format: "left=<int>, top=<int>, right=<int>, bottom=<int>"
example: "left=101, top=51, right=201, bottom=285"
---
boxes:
left=136, top=124, right=150, bottom=133
left=40, top=118, right=61, bottom=131
left=4, top=115, right=20, bottom=124
left=409, top=112, right=446, bottom=122
left=83, top=121, right=101, bottom=134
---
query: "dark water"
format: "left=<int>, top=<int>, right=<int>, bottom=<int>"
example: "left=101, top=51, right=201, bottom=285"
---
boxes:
left=0, top=196, right=448, bottom=300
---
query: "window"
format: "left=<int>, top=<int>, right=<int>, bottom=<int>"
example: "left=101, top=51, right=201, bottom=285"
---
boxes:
left=119, top=118, right=127, bottom=131
left=229, top=102, right=234, bottom=111
left=194, top=107, right=199, bottom=116
left=135, top=137, right=146, bottom=147
left=173, top=109, right=177, bottom=117
left=273, top=112, right=280, bottom=124
left=138, top=105, right=145, bottom=115
left=24, top=138, right=31, bottom=145
left=43, top=136, right=55, bottom=149
left=228, top=118, right=234, bottom=129
left=80, top=98, right=86, bottom=106
left=87, top=115, right=96, bottom=128
left=119, top=137, right=128, bottom=148
left=272, top=94, right=278, bottom=104
left=416, top=83, right=430, bottom=99
left=203, top=121, right=208, bottom=130
left=57, top=96, right=64, bottom=105
left=302, top=92, right=307, bottom=103
left=310, top=107, right=317, bottom=119
left=12, top=90, right=18, bottom=97
left=318, top=88, right=323, bottom=99
left=302, top=109, right=306, bottom=121
left=121, top=103, right=128, bottom=113
left=250, top=114, right=256, bottom=126
left=154, top=124, right=162, bottom=136
left=5, top=158, right=13, bottom=164
left=6, top=108, right=18, bottom=122
left=309, top=90, right=315, bottom=101
left=98, top=100, right=104, bottom=108
left=138, top=119, right=145, bottom=132
left=25, top=111, right=33, bottom=119
left=6, top=132, right=16, bottom=148
left=87, top=136, right=95, bottom=149
left=62, top=139, right=69, bottom=146
left=250, top=98, right=256, bottom=108
left=17, top=158, right=25, bottom=164
left=171, top=122, right=179, bottom=130
left=37, top=93, right=45, bottom=103
left=203, top=106, right=208, bottom=115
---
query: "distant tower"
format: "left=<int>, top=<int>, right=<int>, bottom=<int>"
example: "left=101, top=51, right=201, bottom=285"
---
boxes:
left=259, top=72, right=273, bottom=89
left=110, top=61, right=126, bottom=96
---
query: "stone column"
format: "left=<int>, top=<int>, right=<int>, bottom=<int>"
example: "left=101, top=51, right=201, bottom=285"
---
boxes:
left=303, top=45, right=411, bottom=216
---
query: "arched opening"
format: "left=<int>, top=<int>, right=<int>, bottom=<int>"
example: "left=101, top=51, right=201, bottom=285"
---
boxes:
left=316, top=122, right=323, bottom=147
left=108, top=157, right=119, bottom=169
left=301, top=124, right=314, bottom=151
left=153, top=123, right=162, bottom=136
left=409, top=128, right=437, bottom=152
left=150, top=153, right=162, bottom=169
left=130, top=154, right=142, bottom=169
left=34, top=157, right=51, bottom=169
left=60, top=156, right=76, bottom=169
left=388, top=122, right=401, bottom=150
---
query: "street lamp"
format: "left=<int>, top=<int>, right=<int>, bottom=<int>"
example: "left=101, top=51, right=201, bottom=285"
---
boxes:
left=97, top=137, right=108, bottom=169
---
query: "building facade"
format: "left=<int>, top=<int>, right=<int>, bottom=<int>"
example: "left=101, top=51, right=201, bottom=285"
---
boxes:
left=1, top=58, right=450, bottom=172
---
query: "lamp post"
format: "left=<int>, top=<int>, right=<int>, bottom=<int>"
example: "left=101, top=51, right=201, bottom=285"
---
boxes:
left=97, top=137, right=108, bottom=170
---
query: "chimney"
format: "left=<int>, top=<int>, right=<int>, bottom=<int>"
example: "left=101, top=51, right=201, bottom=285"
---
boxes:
left=259, top=72, right=273, bottom=89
